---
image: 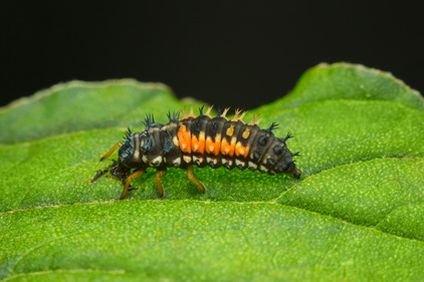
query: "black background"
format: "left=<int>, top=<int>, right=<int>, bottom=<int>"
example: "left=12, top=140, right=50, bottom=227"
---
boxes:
left=1, top=2, right=423, bottom=109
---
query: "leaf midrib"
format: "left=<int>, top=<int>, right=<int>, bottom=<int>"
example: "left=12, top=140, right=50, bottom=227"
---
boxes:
left=1, top=268, right=128, bottom=282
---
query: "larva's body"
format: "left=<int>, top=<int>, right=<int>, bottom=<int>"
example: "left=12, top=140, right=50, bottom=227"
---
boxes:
left=92, top=108, right=301, bottom=199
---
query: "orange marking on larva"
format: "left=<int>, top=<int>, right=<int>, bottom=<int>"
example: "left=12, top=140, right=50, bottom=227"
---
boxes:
left=178, top=125, right=191, bottom=153
left=228, top=137, right=237, bottom=156
left=212, top=134, right=222, bottom=156
left=226, top=125, right=234, bottom=136
left=197, top=132, right=206, bottom=153
left=191, top=135, right=199, bottom=152
left=235, top=142, right=250, bottom=157
left=202, top=135, right=222, bottom=155
left=221, top=138, right=235, bottom=156
left=242, top=128, right=250, bottom=139
left=206, top=135, right=221, bottom=156
left=191, top=132, right=205, bottom=153
left=243, top=146, right=250, bottom=158
left=235, top=142, right=242, bottom=156
left=205, top=136, right=214, bottom=154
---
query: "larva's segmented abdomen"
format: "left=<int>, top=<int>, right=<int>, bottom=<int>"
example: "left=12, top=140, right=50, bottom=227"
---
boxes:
left=174, top=113, right=300, bottom=177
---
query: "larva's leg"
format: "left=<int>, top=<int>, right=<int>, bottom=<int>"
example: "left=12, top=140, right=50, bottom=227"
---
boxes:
left=120, top=169, right=145, bottom=199
left=91, top=168, right=109, bottom=183
left=100, top=142, right=121, bottom=161
left=186, top=165, right=206, bottom=193
left=155, top=170, right=166, bottom=197
left=91, top=160, right=118, bottom=183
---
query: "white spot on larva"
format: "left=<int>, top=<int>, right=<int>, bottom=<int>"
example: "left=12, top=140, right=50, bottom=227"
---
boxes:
left=133, top=149, right=140, bottom=161
left=259, top=165, right=268, bottom=172
left=172, top=157, right=181, bottom=167
left=223, top=159, right=233, bottom=168
left=193, top=156, right=203, bottom=165
left=172, top=136, right=179, bottom=146
left=183, top=155, right=192, bottom=163
left=142, top=156, right=149, bottom=163
left=235, top=159, right=245, bottom=167
left=248, top=161, right=257, bottom=169
left=221, top=158, right=228, bottom=165
left=151, top=156, right=162, bottom=166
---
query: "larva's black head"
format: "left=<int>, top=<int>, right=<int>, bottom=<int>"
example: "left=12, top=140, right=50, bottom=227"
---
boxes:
left=286, top=161, right=302, bottom=179
left=118, top=128, right=136, bottom=167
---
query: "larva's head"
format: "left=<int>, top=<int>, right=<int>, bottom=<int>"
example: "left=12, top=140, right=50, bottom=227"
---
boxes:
left=286, top=161, right=302, bottom=179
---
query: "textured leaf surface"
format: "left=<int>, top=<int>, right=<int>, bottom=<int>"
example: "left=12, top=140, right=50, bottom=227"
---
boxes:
left=0, top=63, right=423, bottom=281
left=1, top=202, right=423, bottom=281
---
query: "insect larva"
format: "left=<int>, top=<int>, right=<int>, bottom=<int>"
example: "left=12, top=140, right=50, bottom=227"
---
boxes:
left=92, top=107, right=301, bottom=199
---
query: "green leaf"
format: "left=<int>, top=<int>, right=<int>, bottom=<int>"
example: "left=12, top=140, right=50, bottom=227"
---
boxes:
left=1, top=202, right=423, bottom=281
left=1, top=63, right=423, bottom=281
left=258, top=62, right=424, bottom=111
left=278, top=158, right=424, bottom=240
left=0, top=79, right=203, bottom=144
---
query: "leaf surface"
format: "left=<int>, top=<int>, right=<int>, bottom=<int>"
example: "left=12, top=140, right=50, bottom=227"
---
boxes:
left=0, top=63, right=423, bottom=281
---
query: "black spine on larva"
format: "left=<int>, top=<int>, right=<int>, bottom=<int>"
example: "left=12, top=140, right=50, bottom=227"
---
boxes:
left=206, top=116, right=226, bottom=141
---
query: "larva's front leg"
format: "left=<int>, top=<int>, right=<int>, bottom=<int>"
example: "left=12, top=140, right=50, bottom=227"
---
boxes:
left=120, top=169, right=145, bottom=199
left=99, top=142, right=121, bottom=161
left=91, top=168, right=109, bottom=183
left=91, top=143, right=122, bottom=183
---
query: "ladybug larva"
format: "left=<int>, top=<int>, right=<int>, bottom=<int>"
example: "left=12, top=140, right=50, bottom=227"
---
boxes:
left=92, top=106, right=301, bottom=199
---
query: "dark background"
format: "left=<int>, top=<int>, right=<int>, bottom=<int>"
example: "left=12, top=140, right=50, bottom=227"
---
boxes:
left=1, top=2, right=423, bottom=109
